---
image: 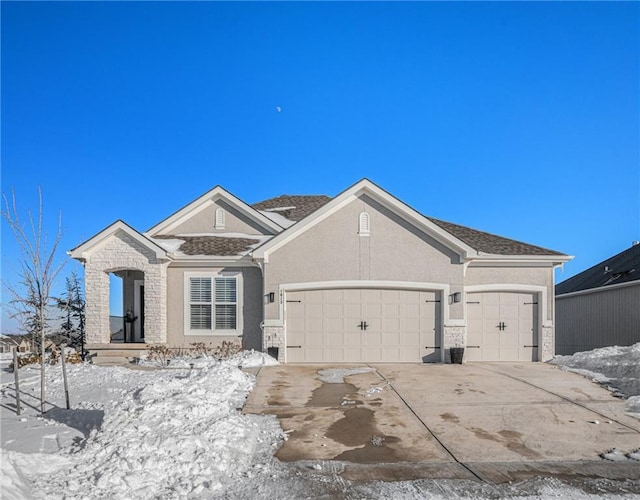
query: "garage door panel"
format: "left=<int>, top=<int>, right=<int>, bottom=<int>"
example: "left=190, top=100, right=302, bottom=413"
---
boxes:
left=364, top=332, right=382, bottom=346
left=466, top=292, right=538, bottom=362
left=383, top=318, right=400, bottom=332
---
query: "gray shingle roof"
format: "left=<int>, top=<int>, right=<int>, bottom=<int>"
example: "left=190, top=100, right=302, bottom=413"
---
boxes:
left=428, top=218, right=565, bottom=256
left=154, top=235, right=260, bottom=256
left=556, top=243, right=640, bottom=295
left=252, top=195, right=332, bottom=222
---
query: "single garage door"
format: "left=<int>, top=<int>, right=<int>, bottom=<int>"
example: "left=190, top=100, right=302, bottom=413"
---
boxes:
left=466, top=292, right=538, bottom=361
left=285, top=288, right=440, bottom=363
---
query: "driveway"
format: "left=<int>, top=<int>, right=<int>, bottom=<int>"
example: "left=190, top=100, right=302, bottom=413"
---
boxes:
left=243, top=363, right=640, bottom=483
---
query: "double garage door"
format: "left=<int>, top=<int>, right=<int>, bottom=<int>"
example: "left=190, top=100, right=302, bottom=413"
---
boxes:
left=285, top=288, right=440, bottom=363
left=466, top=292, right=539, bottom=361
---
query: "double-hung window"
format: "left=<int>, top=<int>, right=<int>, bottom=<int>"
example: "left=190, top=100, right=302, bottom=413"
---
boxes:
left=186, top=273, right=241, bottom=334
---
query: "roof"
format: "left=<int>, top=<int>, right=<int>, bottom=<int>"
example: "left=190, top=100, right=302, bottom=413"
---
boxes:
left=428, top=218, right=565, bottom=256
left=153, top=235, right=261, bottom=256
left=556, top=243, right=640, bottom=295
left=252, top=195, right=332, bottom=222
left=252, top=178, right=569, bottom=262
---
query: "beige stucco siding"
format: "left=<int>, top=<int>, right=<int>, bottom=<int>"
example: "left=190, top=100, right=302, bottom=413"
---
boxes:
left=264, top=195, right=465, bottom=320
left=465, top=265, right=555, bottom=321
left=156, top=200, right=273, bottom=236
left=166, top=265, right=263, bottom=350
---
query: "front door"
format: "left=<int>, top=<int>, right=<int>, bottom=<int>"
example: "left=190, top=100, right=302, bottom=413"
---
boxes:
left=134, top=280, right=145, bottom=342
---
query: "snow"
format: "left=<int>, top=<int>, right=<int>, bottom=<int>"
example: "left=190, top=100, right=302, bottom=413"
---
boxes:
left=549, top=343, right=640, bottom=417
left=149, top=233, right=274, bottom=257
left=317, top=367, right=373, bottom=384
left=2, top=345, right=640, bottom=499
left=258, top=210, right=296, bottom=228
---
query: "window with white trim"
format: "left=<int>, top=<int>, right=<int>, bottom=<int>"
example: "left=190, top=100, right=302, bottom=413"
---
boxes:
left=215, top=208, right=226, bottom=229
left=185, top=273, right=241, bottom=334
left=358, top=211, right=370, bottom=236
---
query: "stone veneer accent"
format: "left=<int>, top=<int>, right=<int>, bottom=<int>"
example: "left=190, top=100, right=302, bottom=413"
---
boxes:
left=443, top=325, right=466, bottom=363
left=262, top=325, right=286, bottom=363
left=541, top=325, right=554, bottom=362
left=84, top=230, right=169, bottom=345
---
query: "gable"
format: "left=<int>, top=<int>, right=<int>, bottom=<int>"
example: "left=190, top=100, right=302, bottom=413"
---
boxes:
left=154, top=198, right=275, bottom=237
left=253, top=179, right=476, bottom=263
left=267, top=193, right=461, bottom=281
left=147, top=186, right=283, bottom=237
left=70, top=220, right=168, bottom=261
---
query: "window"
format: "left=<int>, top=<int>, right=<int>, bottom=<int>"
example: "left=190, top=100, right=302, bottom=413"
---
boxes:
left=358, top=211, right=370, bottom=236
left=215, top=208, right=226, bottom=229
left=186, top=273, right=240, bottom=334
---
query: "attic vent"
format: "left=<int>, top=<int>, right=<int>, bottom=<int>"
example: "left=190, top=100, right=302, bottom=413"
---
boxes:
left=359, top=212, right=370, bottom=236
left=215, top=208, right=226, bottom=229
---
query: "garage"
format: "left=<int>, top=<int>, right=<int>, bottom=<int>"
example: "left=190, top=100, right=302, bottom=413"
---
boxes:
left=466, top=292, right=539, bottom=361
left=285, top=288, right=440, bottom=363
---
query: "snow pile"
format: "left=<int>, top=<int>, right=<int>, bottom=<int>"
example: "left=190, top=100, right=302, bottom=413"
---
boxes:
left=550, top=343, right=640, bottom=416
left=2, top=360, right=285, bottom=499
left=317, top=367, right=373, bottom=384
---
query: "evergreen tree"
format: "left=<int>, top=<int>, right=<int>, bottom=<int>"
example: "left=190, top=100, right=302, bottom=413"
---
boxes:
left=55, top=271, right=86, bottom=358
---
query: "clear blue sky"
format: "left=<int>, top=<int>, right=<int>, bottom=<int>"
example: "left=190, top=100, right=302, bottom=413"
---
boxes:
left=2, top=2, right=639, bottom=332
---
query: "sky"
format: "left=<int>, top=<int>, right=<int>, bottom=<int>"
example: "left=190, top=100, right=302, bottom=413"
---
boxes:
left=1, top=2, right=639, bottom=333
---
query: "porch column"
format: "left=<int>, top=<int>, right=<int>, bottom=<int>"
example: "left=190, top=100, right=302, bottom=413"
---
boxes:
left=84, top=264, right=111, bottom=344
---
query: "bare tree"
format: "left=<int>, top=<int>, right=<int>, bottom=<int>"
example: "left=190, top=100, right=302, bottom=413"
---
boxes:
left=2, top=188, right=66, bottom=414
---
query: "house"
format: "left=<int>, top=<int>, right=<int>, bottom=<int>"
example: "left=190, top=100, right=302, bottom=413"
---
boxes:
left=555, top=242, right=640, bottom=355
left=0, top=335, right=19, bottom=354
left=0, top=335, right=33, bottom=353
left=70, top=179, right=571, bottom=364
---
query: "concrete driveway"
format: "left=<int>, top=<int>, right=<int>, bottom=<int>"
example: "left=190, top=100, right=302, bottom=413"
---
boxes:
left=243, top=363, right=640, bottom=483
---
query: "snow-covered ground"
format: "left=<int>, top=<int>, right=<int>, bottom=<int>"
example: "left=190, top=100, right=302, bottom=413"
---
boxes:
left=1, top=346, right=639, bottom=499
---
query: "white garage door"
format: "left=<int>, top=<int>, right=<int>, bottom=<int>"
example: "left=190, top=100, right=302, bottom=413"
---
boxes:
left=466, top=292, right=538, bottom=361
left=285, top=288, right=440, bottom=363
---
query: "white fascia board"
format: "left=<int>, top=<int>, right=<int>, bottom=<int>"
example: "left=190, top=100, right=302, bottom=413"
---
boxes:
left=468, top=254, right=573, bottom=266
left=253, top=178, right=476, bottom=261
left=69, top=220, right=169, bottom=261
left=146, top=186, right=284, bottom=236
left=556, top=279, right=640, bottom=299
left=167, top=254, right=255, bottom=265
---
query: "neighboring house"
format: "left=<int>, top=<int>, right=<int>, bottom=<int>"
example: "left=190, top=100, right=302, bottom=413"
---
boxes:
left=0, top=335, right=19, bottom=354
left=0, top=335, right=33, bottom=353
left=70, top=179, right=570, bottom=363
left=555, top=242, right=640, bottom=355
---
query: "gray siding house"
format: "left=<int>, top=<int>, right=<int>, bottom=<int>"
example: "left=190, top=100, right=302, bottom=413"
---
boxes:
left=556, top=243, right=640, bottom=355
left=70, top=179, right=570, bottom=363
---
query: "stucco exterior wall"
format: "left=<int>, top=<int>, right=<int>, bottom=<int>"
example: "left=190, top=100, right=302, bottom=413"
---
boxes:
left=84, top=231, right=168, bottom=345
left=155, top=199, right=273, bottom=236
left=465, top=265, right=555, bottom=321
left=166, top=265, right=263, bottom=350
left=263, top=195, right=465, bottom=320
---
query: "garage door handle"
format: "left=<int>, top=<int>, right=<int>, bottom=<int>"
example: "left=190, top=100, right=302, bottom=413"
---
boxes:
left=425, top=346, right=441, bottom=349
left=286, top=345, right=302, bottom=348
left=467, top=345, right=480, bottom=348
left=524, top=345, right=538, bottom=348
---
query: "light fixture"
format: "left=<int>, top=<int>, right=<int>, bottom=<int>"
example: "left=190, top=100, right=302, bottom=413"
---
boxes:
left=452, top=292, right=462, bottom=303
left=267, top=292, right=275, bottom=303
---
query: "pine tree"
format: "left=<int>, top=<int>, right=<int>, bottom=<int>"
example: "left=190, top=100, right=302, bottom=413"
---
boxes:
left=55, top=271, right=86, bottom=358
